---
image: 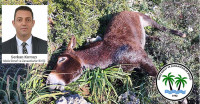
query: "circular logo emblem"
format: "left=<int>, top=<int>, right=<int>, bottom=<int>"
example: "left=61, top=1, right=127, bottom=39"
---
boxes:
left=156, top=63, right=193, bottom=101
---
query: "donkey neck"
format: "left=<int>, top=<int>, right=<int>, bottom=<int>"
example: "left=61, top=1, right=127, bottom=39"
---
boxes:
left=75, top=41, right=113, bottom=69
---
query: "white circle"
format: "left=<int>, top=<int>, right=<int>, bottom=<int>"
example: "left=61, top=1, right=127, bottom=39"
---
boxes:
left=156, top=63, right=193, bottom=101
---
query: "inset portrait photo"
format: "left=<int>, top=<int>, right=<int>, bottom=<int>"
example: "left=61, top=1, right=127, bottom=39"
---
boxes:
left=2, top=5, right=48, bottom=63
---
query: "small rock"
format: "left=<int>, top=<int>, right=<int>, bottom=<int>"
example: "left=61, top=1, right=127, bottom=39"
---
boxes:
left=118, top=91, right=140, bottom=104
left=87, top=35, right=102, bottom=44
left=188, top=26, right=193, bottom=32
left=56, top=94, right=91, bottom=104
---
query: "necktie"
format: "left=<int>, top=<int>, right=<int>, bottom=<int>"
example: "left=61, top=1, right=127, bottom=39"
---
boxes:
left=22, top=42, right=28, bottom=54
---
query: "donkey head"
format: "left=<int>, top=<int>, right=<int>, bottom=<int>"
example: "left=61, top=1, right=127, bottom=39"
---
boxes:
left=46, top=36, right=83, bottom=90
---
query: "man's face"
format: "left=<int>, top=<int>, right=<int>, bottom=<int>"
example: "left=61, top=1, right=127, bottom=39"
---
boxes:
left=12, top=10, right=35, bottom=38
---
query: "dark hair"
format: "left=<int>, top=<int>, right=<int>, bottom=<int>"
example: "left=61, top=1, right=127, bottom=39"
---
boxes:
left=14, top=6, right=33, bottom=20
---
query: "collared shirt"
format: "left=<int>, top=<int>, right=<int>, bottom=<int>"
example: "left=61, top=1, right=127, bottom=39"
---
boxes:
left=16, top=35, right=32, bottom=54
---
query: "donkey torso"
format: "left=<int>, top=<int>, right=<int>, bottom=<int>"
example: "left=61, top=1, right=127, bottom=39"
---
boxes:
left=47, top=11, right=185, bottom=90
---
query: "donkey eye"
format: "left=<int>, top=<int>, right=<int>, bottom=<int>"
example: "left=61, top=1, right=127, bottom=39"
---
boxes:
left=57, top=57, right=67, bottom=64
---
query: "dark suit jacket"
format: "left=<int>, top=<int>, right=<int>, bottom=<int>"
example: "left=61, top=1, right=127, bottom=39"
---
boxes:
left=2, top=36, right=47, bottom=54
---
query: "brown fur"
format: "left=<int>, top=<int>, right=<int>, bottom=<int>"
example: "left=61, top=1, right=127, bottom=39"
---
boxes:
left=47, top=11, right=185, bottom=86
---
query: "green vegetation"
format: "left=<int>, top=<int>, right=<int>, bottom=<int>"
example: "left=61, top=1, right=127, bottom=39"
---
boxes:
left=0, top=64, right=65, bottom=103
left=0, top=14, right=2, bottom=37
left=0, top=0, right=199, bottom=103
left=48, top=0, right=129, bottom=46
left=1, top=0, right=25, bottom=5
left=65, top=66, right=132, bottom=103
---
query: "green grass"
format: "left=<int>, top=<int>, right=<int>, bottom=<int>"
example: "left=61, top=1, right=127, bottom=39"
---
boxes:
left=0, top=14, right=2, bottom=37
left=65, top=65, right=132, bottom=104
left=0, top=64, right=67, bottom=104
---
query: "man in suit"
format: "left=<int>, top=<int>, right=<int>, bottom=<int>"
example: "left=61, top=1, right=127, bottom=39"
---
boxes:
left=2, top=6, right=47, bottom=54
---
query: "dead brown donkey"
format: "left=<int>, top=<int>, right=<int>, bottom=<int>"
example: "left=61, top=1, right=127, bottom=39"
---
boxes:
left=46, top=11, right=186, bottom=90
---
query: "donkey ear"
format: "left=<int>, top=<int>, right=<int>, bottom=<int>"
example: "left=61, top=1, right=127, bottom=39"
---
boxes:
left=67, top=35, right=76, bottom=50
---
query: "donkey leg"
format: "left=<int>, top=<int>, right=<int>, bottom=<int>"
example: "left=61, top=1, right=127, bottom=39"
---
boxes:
left=140, top=56, right=157, bottom=76
left=139, top=51, right=158, bottom=76
left=139, top=12, right=186, bottom=37
left=120, top=48, right=158, bottom=76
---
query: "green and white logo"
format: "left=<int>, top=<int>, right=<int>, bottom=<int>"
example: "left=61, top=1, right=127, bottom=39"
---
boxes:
left=156, top=63, right=193, bottom=101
